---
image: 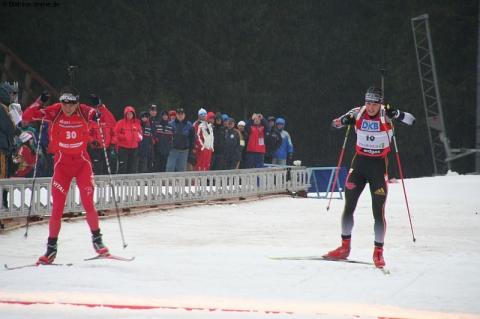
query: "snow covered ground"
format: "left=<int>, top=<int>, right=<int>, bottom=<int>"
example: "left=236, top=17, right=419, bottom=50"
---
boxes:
left=1, top=173, right=479, bottom=319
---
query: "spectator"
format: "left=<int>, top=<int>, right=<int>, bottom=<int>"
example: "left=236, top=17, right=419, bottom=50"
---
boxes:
left=23, top=92, right=53, bottom=177
left=224, top=118, right=243, bottom=169
left=272, top=117, right=294, bottom=166
left=137, top=111, right=154, bottom=173
left=114, top=106, right=142, bottom=174
left=237, top=120, right=247, bottom=168
left=194, top=109, right=214, bottom=171
left=87, top=94, right=117, bottom=175
left=152, top=110, right=174, bottom=172
left=211, top=112, right=226, bottom=170
left=13, top=131, right=36, bottom=177
left=165, top=108, right=195, bottom=172
left=264, top=115, right=282, bottom=164
left=149, top=104, right=158, bottom=121
left=222, top=114, right=229, bottom=128
left=0, top=82, right=17, bottom=208
left=245, top=113, right=268, bottom=168
left=190, top=108, right=207, bottom=171
left=148, top=105, right=159, bottom=172
left=168, top=110, right=176, bottom=122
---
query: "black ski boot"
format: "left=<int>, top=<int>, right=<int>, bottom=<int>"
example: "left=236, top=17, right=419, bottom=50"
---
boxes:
left=37, top=237, right=58, bottom=265
left=92, top=229, right=109, bottom=255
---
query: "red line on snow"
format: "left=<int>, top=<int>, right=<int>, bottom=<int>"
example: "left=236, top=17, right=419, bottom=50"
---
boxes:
left=0, top=299, right=414, bottom=318
left=0, top=299, right=294, bottom=315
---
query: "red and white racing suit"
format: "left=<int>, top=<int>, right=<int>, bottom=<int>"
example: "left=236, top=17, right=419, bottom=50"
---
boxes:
left=23, top=103, right=100, bottom=238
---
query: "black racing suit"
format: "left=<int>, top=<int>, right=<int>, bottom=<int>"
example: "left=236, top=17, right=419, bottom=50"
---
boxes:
left=334, top=105, right=415, bottom=247
left=342, top=154, right=388, bottom=247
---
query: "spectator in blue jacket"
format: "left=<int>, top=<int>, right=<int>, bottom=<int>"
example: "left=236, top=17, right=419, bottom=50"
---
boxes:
left=272, top=117, right=294, bottom=166
left=153, top=110, right=174, bottom=172
left=166, top=108, right=195, bottom=172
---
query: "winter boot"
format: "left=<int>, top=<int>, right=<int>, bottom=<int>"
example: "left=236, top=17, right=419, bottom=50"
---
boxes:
left=373, top=246, right=385, bottom=268
left=92, top=229, right=109, bottom=255
left=37, top=237, right=58, bottom=265
left=324, top=238, right=351, bottom=259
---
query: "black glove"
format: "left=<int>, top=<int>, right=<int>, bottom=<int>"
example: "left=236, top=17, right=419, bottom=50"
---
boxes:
left=40, top=91, right=50, bottom=103
left=341, top=114, right=355, bottom=125
left=386, top=104, right=399, bottom=118
left=89, top=94, right=101, bottom=107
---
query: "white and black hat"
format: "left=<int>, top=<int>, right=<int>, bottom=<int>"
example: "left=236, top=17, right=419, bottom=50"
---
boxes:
left=365, top=86, right=383, bottom=104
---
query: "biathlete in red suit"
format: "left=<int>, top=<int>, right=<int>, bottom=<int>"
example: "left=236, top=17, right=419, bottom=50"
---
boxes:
left=22, top=88, right=109, bottom=265
left=324, top=86, right=416, bottom=268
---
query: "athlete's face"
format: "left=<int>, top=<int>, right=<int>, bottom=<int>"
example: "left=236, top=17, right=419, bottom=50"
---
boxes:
left=61, top=102, right=79, bottom=116
left=365, top=102, right=381, bottom=116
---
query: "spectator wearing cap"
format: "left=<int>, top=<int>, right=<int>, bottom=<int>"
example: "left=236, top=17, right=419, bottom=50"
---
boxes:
left=87, top=94, right=117, bottom=175
left=194, top=108, right=214, bottom=171
left=152, top=110, right=174, bottom=172
left=147, top=104, right=160, bottom=172
left=168, top=110, right=176, bottom=122
left=211, top=112, right=226, bottom=170
left=149, top=104, right=158, bottom=120
left=264, top=115, right=282, bottom=164
left=272, top=117, right=294, bottom=166
left=245, top=113, right=269, bottom=168
left=207, top=112, right=215, bottom=124
left=13, top=131, right=37, bottom=177
left=224, top=118, right=243, bottom=169
left=0, top=82, right=18, bottom=208
left=137, top=111, right=154, bottom=173
left=114, top=106, right=143, bottom=174
left=190, top=108, right=208, bottom=170
left=166, top=108, right=195, bottom=172
left=237, top=120, right=247, bottom=168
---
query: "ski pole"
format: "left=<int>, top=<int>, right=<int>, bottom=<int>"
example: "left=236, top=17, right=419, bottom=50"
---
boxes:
left=379, top=66, right=416, bottom=242
left=390, top=121, right=416, bottom=242
left=24, top=117, right=45, bottom=238
left=96, top=115, right=128, bottom=248
left=326, top=124, right=351, bottom=211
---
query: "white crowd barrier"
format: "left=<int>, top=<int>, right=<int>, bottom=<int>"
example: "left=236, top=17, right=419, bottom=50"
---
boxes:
left=0, top=167, right=310, bottom=219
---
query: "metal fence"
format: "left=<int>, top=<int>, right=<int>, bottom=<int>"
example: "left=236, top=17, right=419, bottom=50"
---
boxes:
left=0, top=167, right=310, bottom=219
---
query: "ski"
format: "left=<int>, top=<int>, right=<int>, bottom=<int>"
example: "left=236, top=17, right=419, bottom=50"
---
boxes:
left=84, top=254, right=135, bottom=262
left=270, top=256, right=390, bottom=274
left=4, top=262, right=73, bottom=270
left=270, top=255, right=374, bottom=265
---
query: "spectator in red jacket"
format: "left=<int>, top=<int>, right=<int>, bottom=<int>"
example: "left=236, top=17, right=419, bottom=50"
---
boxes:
left=245, top=113, right=268, bottom=168
left=114, top=106, right=142, bottom=174
left=87, top=94, right=116, bottom=175
left=13, top=131, right=36, bottom=177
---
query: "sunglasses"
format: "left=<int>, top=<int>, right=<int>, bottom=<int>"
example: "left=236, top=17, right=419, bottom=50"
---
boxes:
left=61, top=100, right=78, bottom=105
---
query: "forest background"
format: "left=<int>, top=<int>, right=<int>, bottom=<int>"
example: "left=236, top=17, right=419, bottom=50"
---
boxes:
left=1, top=0, right=477, bottom=176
